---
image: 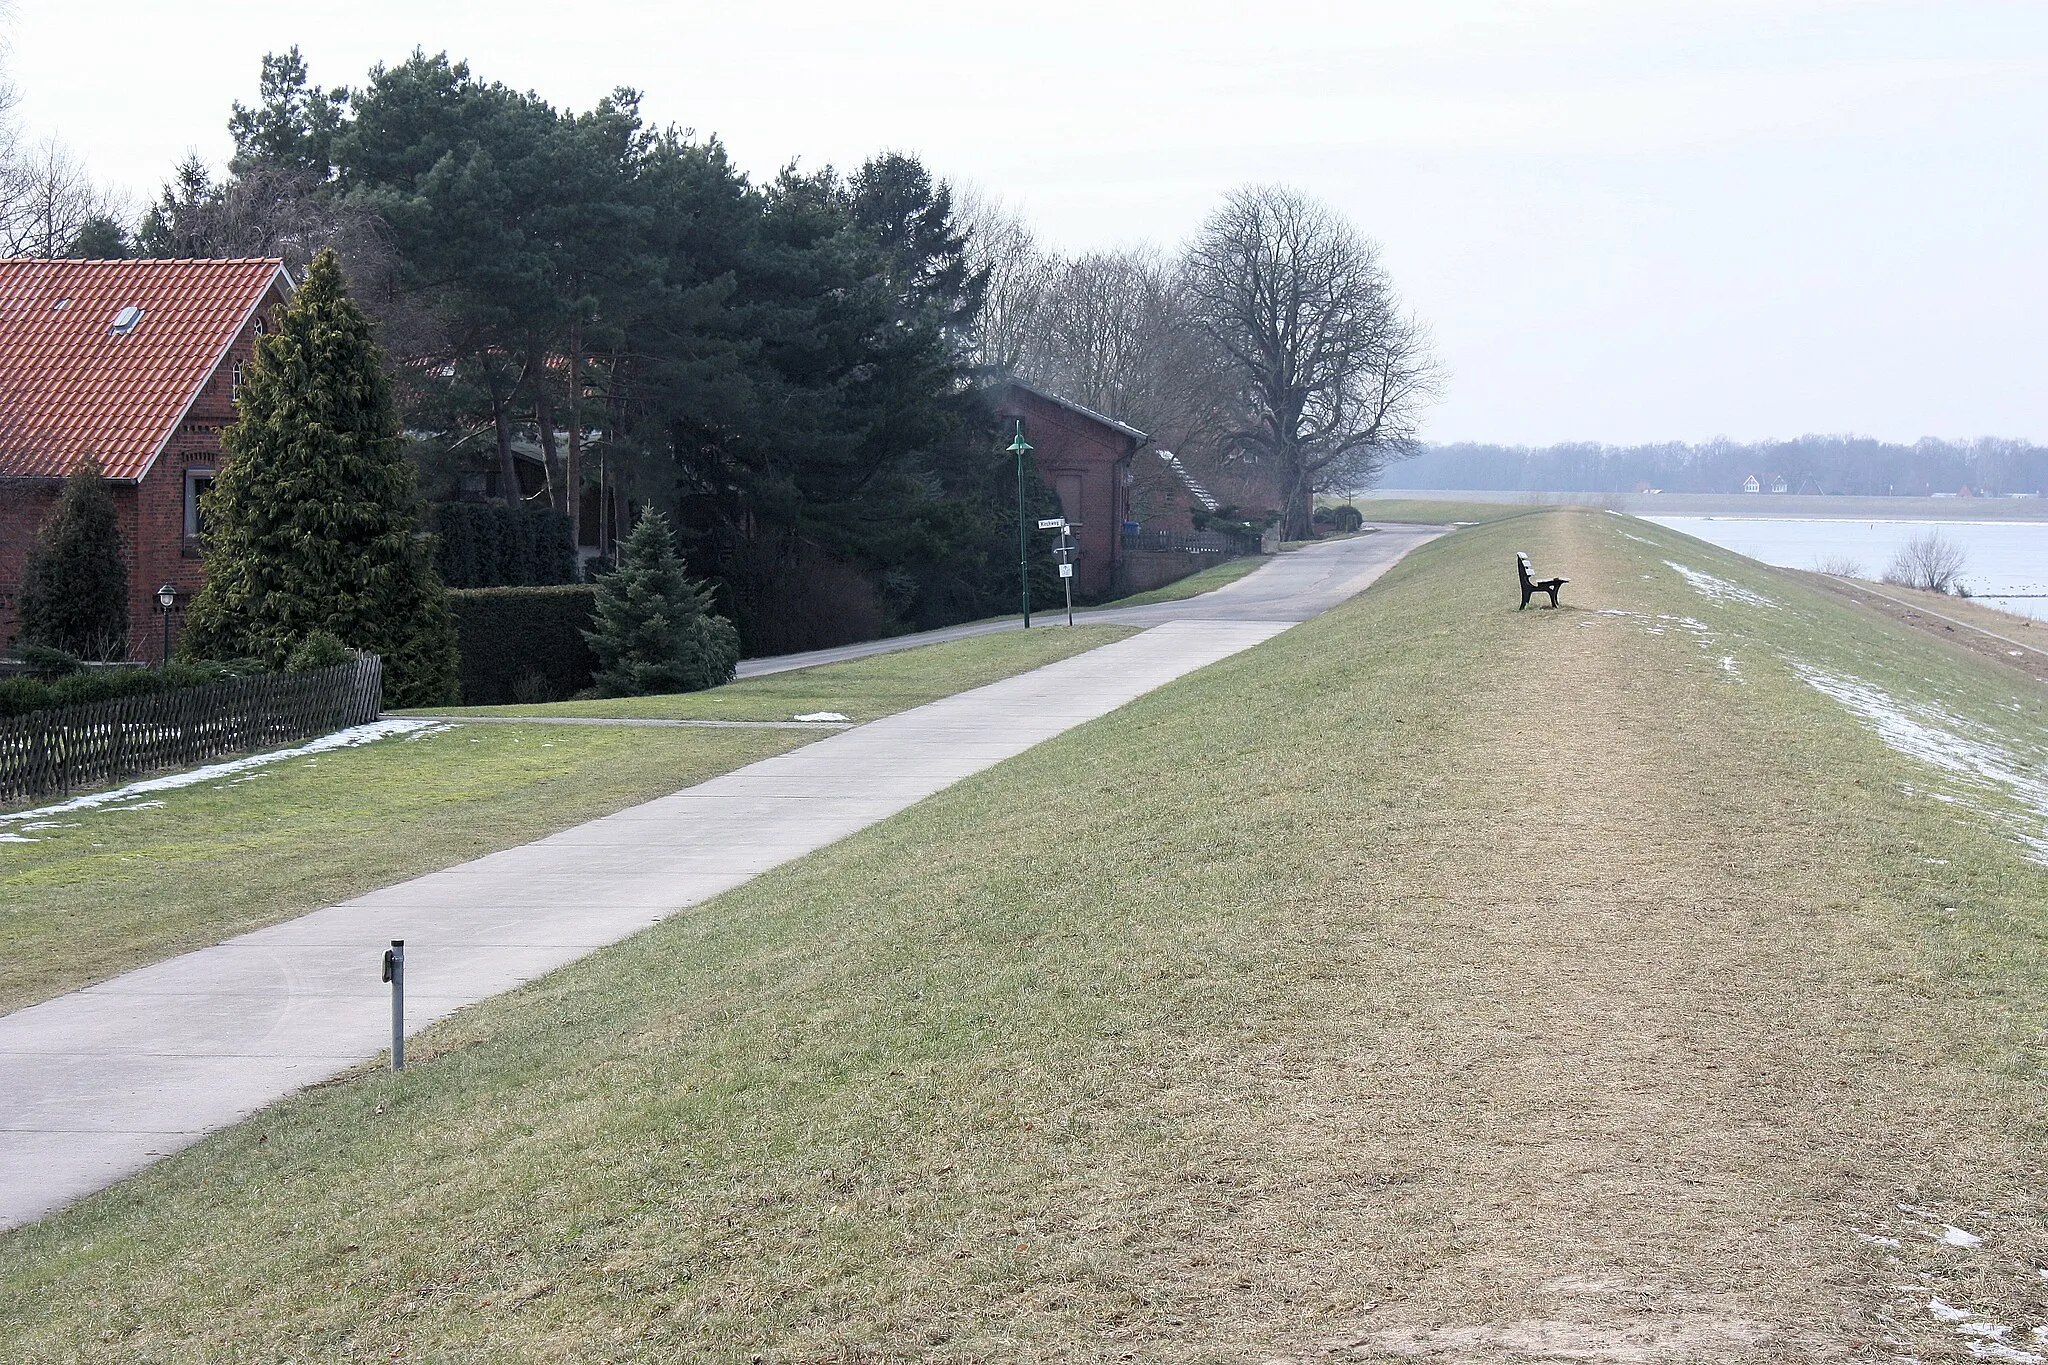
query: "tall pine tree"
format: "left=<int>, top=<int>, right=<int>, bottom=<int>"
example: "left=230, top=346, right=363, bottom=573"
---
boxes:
left=584, top=509, right=739, bottom=697
left=181, top=250, right=460, bottom=705
left=18, top=456, right=129, bottom=660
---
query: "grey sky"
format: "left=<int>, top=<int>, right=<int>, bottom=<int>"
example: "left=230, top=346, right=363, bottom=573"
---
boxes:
left=8, top=0, right=2044, bottom=446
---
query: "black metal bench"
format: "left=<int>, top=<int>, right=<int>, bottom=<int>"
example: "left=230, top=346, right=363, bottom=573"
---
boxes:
left=1517, top=552, right=1567, bottom=609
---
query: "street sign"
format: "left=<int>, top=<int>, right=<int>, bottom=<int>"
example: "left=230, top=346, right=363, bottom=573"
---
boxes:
left=1058, top=563, right=1074, bottom=578
left=1037, top=517, right=1067, bottom=530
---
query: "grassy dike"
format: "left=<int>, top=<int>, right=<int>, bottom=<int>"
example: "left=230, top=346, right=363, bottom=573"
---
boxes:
left=0, top=626, right=1127, bottom=1015
left=6, top=509, right=2048, bottom=1360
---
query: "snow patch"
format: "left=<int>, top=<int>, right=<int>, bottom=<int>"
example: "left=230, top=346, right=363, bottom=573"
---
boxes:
left=794, top=712, right=851, bottom=723
left=1794, top=665, right=2048, bottom=863
left=0, top=719, right=447, bottom=832
left=1597, top=609, right=1717, bottom=645
left=1666, top=560, right=1777, bottom=608
left=1944, top=1225, right=1986, bottom=1249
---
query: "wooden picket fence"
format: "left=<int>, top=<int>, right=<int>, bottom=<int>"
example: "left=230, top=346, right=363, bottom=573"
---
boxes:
left=0, top=653, right=382, bottom=807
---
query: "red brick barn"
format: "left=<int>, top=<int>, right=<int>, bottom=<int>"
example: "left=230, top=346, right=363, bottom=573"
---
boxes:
left=0, top=258, right=291, bottom=661
left=994, top=382, right=1146, bottom=599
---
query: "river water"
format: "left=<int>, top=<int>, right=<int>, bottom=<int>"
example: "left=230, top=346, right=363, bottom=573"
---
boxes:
left=1643, top=517, right=2048, bottom=621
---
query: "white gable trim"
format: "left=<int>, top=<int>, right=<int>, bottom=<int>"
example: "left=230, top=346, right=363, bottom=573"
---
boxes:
left=130, top=263, right=294, bottom=485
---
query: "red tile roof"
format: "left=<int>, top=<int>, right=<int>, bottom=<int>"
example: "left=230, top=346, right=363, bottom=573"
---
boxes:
left=0, top=258, right=288, bottom=481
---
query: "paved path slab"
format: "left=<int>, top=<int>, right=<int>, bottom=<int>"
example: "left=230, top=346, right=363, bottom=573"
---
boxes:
left=0, top=529, right=1440, bottom=1230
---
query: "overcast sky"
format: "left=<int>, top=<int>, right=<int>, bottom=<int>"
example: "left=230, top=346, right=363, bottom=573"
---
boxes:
left=6, top=0, right=2044, bottom=446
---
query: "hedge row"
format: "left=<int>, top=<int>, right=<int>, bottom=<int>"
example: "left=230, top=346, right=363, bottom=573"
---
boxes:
left=446, top=585, right=598, bottom=705
left=433, top=503, right=578, bottom=589
left=0, top=660, right=263, bottom=720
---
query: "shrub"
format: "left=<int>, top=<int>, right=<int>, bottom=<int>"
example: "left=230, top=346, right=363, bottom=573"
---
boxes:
left=585, top=510, right=739, bottom=697
left=432, top=502, right=578, bottom=588
left=1883, top=532, right=1967, bottom=595
left=16, top=644, right=83, bottom=678
left=19, top=457, right=129, bottom=660
left=0, top=659, right=260, bottom=720
left=285, top=631, right=352, bottom=673
left=446, top=585, right=599, bottom=705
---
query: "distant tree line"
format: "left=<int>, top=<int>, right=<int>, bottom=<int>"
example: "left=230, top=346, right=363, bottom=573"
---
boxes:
left=1385, top=437, right=2048, bottom=497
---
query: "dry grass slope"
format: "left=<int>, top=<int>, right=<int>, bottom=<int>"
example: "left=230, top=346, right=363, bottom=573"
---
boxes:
left=4, top=510, right=2048, bottom=1362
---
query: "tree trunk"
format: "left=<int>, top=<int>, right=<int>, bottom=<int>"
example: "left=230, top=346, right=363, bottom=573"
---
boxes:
left=565, top=324, right=582, bottom=550
left=489, top=371, right=522, bottom=505
left=1281, top=460, right=1315, bottom=541
left=533, top=346, right=563, bottom=515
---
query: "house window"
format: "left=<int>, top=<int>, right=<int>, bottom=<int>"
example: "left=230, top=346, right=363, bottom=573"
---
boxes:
left=184, top=467, right=217, bottom=539
left=231, top=361, right=244, bottom=401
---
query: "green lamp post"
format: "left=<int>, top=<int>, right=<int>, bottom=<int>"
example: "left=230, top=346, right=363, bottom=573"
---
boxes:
left=1008, top=421, right=1033, bottom=628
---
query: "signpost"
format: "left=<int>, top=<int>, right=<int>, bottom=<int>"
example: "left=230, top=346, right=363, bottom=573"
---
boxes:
left=1045, top=519, right=1078, bottom=626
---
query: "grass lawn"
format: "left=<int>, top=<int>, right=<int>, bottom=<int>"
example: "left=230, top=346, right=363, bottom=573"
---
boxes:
left=1102, top=555, right=1266, bottom=608
left=409, top=623, right=1133, bottom=722
left=0, top=627, right=1128, bottom=1016
left=8, top=510, right=2048, bottom=1359
left=1351, top=496, right=1552, bottom=524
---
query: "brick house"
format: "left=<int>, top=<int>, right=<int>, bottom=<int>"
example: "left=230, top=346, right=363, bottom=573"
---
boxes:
left=993, top=381, right=1147, bottom=599
left=0, top=258, right=291, bottom=661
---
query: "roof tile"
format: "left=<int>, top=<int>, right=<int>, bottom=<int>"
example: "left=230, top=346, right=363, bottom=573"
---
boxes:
left=0, top=258, right=286, bottom=481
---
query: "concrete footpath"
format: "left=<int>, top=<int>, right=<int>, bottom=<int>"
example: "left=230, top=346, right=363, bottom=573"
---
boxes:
left=0, top=527, right=1439, bottom=1230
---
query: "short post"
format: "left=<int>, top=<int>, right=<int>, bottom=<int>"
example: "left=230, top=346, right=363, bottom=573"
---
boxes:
left=381, top=939, right=405, bottom=1070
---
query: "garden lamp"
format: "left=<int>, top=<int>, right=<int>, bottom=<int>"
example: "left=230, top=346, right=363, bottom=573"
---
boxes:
left=1008, top=421, right=1033, bottom=628
left=157, top=583, right=176, bottom=665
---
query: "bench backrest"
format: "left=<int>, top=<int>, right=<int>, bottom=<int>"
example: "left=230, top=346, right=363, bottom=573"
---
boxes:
left=1516, top=552, right=1535, bottom=588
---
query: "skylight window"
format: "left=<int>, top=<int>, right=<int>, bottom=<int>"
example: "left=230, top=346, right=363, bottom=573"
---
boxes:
left=110, top=305, right=145, bottom=336
left=51, top=298, right=70, bottom=312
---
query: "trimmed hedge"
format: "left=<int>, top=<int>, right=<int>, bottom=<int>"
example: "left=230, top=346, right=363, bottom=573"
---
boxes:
left=0, top=660, right=265, bottom=720
left=433, top=503, right=578, bottom=588
left=447, top=586, right=598, bottom=705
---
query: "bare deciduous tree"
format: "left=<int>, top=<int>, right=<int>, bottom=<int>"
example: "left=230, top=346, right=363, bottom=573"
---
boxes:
left=957, top=188, right=1054, bottom=375
left=0, top=135, right=123, bottom=257
left=1884, top=531, right=1968, bottom=594
left=1184, top=185, right=1438, bottom=539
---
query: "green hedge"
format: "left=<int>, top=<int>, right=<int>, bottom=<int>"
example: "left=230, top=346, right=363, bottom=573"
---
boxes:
left=433, top=503, right=578, bottom=588
left=0, top=661, right=262, bottom=720
left=447, top=585, right=598, bottom=705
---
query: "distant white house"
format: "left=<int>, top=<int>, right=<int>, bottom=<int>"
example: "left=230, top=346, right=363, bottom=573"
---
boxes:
left=1742, top=473, right=1762, bottom=493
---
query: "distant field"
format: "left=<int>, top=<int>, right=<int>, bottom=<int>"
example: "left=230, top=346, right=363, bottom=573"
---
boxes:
left=1343, top=496, right=1548, bottom=525
left=1373, top=487, right=2048, bottom=520
left=11, top=509, right=2048, bottom=1359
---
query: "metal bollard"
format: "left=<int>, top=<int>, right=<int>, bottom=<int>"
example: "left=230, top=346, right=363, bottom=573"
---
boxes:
left=381, top=939, right=405, bottom=1070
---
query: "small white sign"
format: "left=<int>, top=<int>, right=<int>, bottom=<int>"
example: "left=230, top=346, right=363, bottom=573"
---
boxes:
left=1058, top=563, right=1075, bottom=578
left=1037, top=518, right=1067, bottom=530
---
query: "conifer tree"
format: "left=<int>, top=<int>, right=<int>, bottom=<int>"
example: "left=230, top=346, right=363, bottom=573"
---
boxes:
left=584, top=508, right=739, bottom=696
left=181, top=250, right=460, bottom=705
left=18, top=457, right=129, bottom=660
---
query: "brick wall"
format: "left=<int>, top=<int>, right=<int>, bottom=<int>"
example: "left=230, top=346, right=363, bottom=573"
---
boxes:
left=0, top=284, right=280, bottom=662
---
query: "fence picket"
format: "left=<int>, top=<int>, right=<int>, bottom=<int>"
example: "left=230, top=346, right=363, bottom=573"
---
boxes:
left=0, top=655, right=384, bottom=807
